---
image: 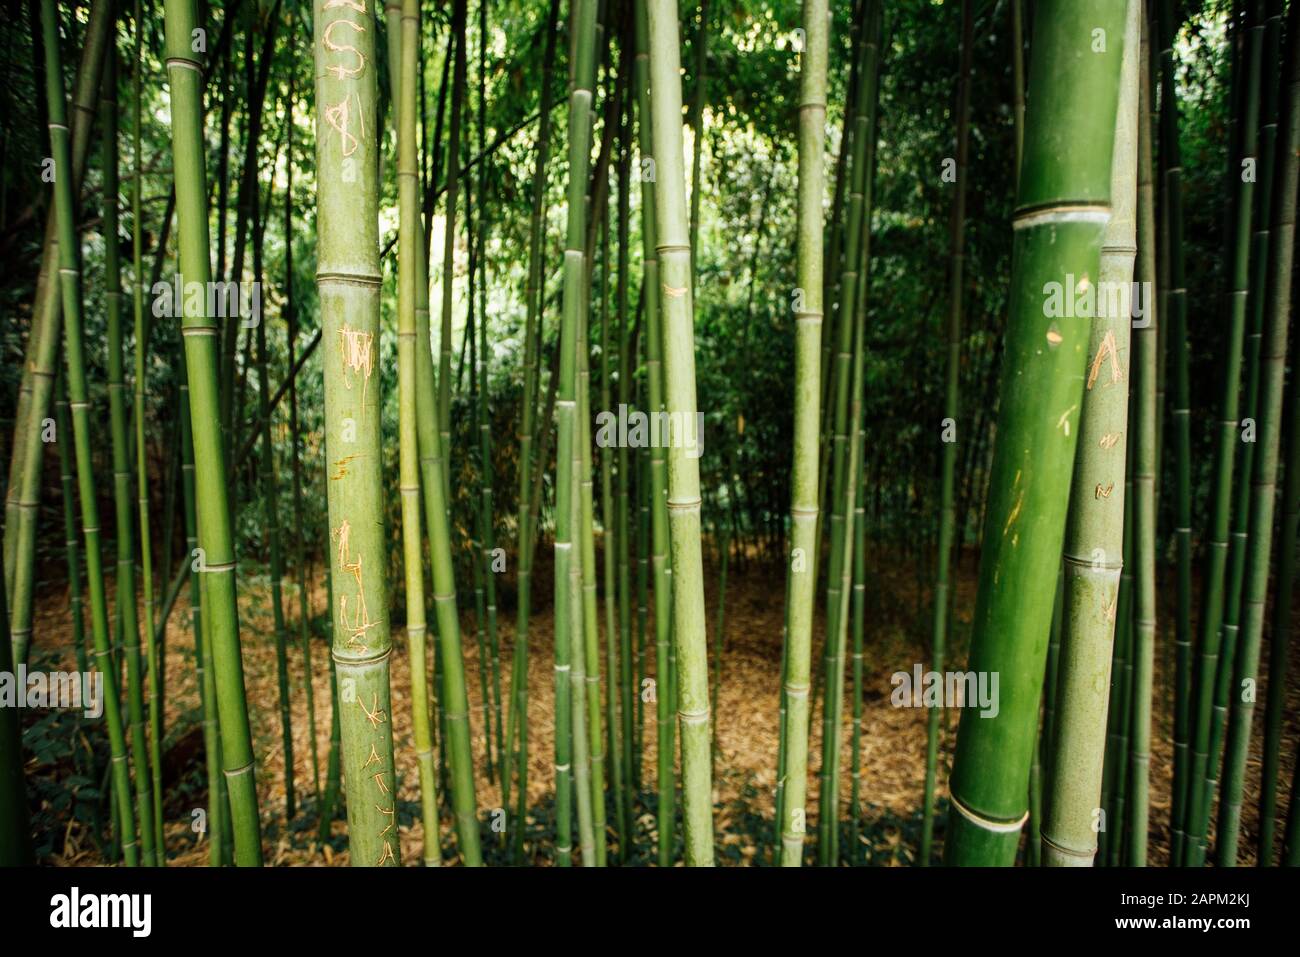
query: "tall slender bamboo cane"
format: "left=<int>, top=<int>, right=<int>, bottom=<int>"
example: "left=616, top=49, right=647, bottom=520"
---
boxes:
left=392, top=0, right=442, bottom=867
left=477, top=0, right=504, bottom=786
left=283, top=75, right=320, bottom=803
left=1128, top=3, right=1158, bottom=867
left=8, top=0, right=110, bottom=666
left=43, top=0, right=138, bottom=867
left=645, top=0, right=715, bottom=867
left=615, top=85, right=637, bottom=842
left=164, top=0, right=264, bottom=866
left=1156, top=0, right=1194, bottom=862
left=921, top=0, right=973, bottom=865
left=253, top=135, right=295, bottom=824
left=822, top=215, right=869, bottom=865
left=439, top=0, right=468, bottom=500
left=687, top=0, right=708, bottom=298
left=503, top=0, right=560, bottom=864
left=849, top=422, right=866, bottom=865
left=311, top=0, right=397, bottom=867
left=944, top=0, right=1126, bottom=867
left=178, top=353, right=226, bottom=865
left=776, top=0, right=829, bottom=867
left=819, top=0, right=879, bottom=866
left=555, top=0, right=599, bottom=867
left=1216, top=0, right=1298, bottom=864
left=103, top=43, right=159, bottom=868
left=1184, top=0, right=1263, bottom=866
left=1259, top=192, right=1300, bottom=866
left=1199, top=0, right=1280, bottom=867
left=131, top=0, right=164, bottom=862
left=632, top=0, right=675, bottom=867
left=598, top=207, right=627, bottom=860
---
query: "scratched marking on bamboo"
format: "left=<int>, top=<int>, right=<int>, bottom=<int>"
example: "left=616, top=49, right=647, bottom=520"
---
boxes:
left=321, top=18, right=368, bottom=81
left=324, top=91, right=365, bottom=157
left=339, top=325, right=375, bottom=403
left=1086, top=330, right=1122, bottom=390
left=358, top=693, right=388, bottom=730
left=332, top=519, right=376, bottom=650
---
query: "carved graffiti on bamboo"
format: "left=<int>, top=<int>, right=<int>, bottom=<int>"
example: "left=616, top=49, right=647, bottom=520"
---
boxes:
left=324, top=91, right=366, bottom=162
left=320, top=4, right=368, bottom=179
left=339, top=324, right=375, bottom=404
left=358, top=691, right=388, bottom=729
left=332, top=518, right=376, bottom=651
left=321, top=15, right=367, bottom=80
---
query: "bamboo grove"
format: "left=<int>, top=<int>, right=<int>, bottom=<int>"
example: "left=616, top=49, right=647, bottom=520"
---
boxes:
left=1, top=0, right=1299, bottom=870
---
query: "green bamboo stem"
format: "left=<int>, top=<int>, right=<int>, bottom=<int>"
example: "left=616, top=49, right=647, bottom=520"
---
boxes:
left=645, top=0, right=715, bottom=867
left=944, top=0, right=1126, bottom=867
left=392, top=0, right=442, bottom=867
left=1156, top=0, right=1194, bottom=863
left=1199, top=0, right=1280, bottom=868
left=311, top=0, right=398, bottom=868
left=283, top=76, right=320, bottom=803
left=41, top=0, right=138, bottom=868
left=253, top=136, right=295, bottom=825
left=553, top=0, right=599, bottom=867
left=1127, top=4, right=1158, bottom=867
left=131, top=0, right=164, bottom=862
left=614, top=67, right=636, bottom=856
left=632, top=0, right=676, bottom=867
left=1215, top=0, right=1297, bottom=864
left=849, top=424, right=866, bottom=865
left=921, top=0, right=973, bottom=865
left=5, top=0, right=110, bottom=614
left=599, top=193, right=628, bottom=859
left=1185, top=0, right=1263, bottom=867
left=317, top=594, right=343, bottom=846
left=477, top=0, right=504, bottom=789
left=179, top=355, right=225, bottom=865
left=413, top=21, right=481, bottom=864
left=503, top=0, right=560, bottom=865
left=687, top=0, right=708, bottom=298
left=55, top=377, right=89, bottom=676
left=579, top=241, right=608, bottom=866
left=438, top=0, right=468, bottom=504
left=1259, top=170, right=1300, bottom=866
left=819, top=0, right=879, bottom=866
left=1042, top=0, right=1137, bottom=868
left=103, top=44, right=158, bottom=868
left=164, top=0, right=264, bottom=866
left=777, top=0, right=827, bottom=869
left=1102, top=494, right=1135, bottom=867
left=823, top=242, right=868, bottom=865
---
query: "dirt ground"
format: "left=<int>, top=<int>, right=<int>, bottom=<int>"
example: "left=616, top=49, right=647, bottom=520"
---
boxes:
left=23, top=536, right=1300, bottom=866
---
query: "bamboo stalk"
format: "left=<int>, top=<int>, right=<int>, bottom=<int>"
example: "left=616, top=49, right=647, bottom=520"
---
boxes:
left=921, top=0, right=973, bottom=865
left=312, top=0, right=398, bottom=868
left=1216, top=0, right=1298, bottom=864
left=645, top=0, right=716, bottom=866
left=944, top=0, right=1127, bottom=867
left=1184, top=0, right=1264, bottom=866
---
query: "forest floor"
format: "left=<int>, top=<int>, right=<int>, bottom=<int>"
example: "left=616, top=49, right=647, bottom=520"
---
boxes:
left=22, top=536, right=1300, bottom=867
